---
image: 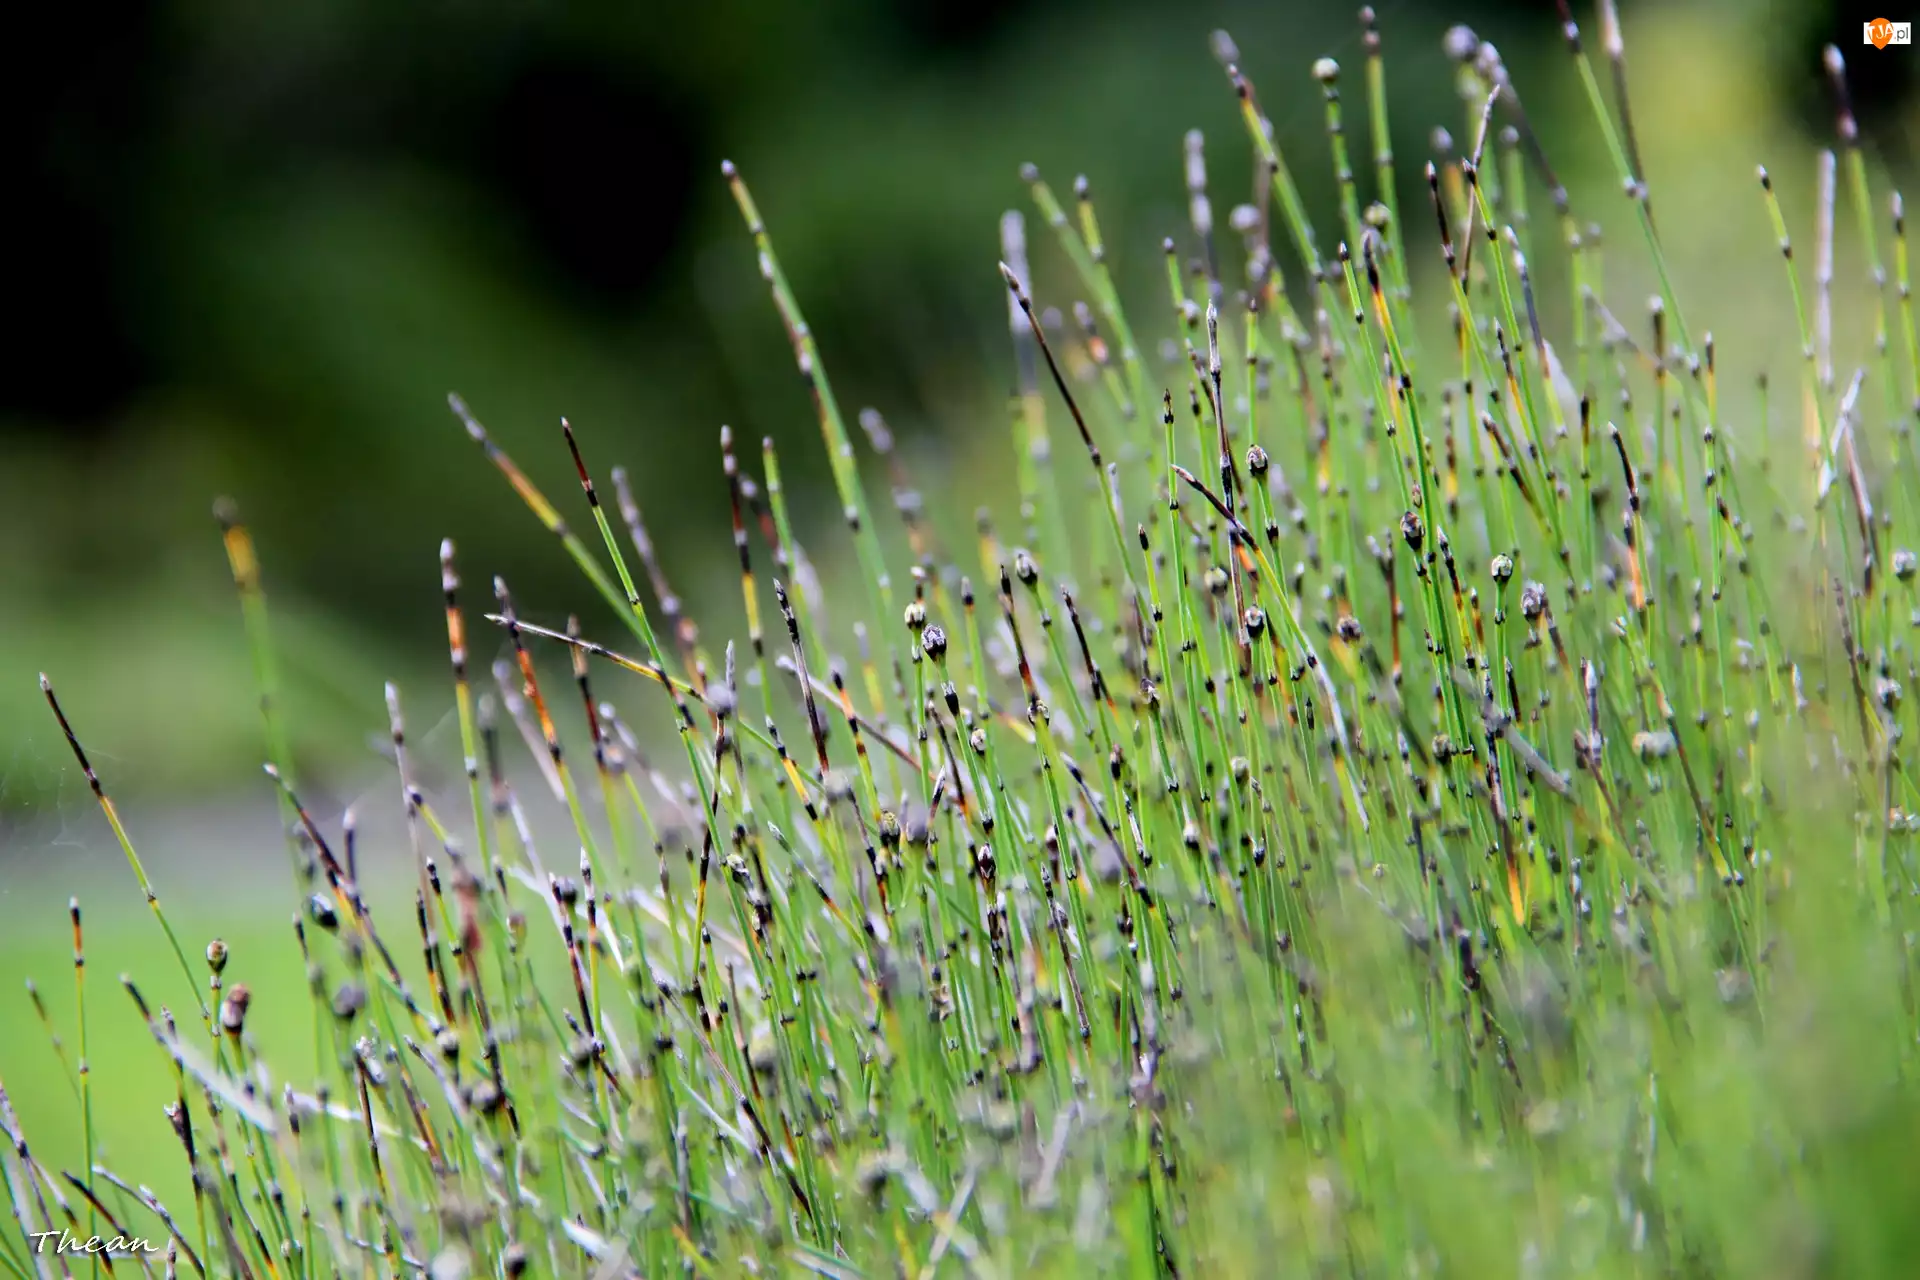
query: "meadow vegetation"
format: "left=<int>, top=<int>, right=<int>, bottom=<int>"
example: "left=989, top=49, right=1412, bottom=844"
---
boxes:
left=10, top=4, right=1920, bottom=1276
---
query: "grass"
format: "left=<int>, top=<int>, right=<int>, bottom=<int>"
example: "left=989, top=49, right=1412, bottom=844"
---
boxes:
left=9, top=4, right=1920, bottom=1276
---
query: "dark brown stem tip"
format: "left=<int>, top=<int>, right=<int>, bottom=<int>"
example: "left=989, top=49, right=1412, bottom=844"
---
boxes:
left=39, top=671, right=52, bottom=694
left=998, top=261, right=1024, bottom=294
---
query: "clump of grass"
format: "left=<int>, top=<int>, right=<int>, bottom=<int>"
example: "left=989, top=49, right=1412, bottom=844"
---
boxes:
left=13, top=6, right=1920, bottom=1277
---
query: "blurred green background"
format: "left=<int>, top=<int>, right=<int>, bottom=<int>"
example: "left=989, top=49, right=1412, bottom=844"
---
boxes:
left=0, top=0, right=1914, bottom=1218
left=2, top=0, right=1908, bottom=807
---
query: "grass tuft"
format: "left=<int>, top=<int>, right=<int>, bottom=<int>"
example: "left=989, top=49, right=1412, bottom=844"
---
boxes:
left=13, top=11, right=1920, bottom=1278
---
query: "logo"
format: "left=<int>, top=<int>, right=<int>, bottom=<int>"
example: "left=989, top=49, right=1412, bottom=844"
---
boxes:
left=1867, top=18, right=1912, bottom=48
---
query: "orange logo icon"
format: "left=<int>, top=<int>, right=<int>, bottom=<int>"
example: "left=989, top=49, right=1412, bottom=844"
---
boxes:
left=1870, top=18, right=1896, bottom=48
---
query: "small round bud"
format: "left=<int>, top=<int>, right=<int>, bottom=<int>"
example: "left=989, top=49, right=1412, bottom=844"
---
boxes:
left=219, top=984, right=251, bottom=1036
left=1444, top=25, right=1481, bottom=63
left=353, top=1038, right=385, bottom=1085
left=1243, top=606, right=1267, bottom=637
left=206, top=939, right=229, bottom=974
left=436, top=1029, right=461, bottom=1061
left=903, top=599, right=927, bottom=632
left=1632, top=729, right=1676, bottom=761
left=1014, top=550, right=1039, bottom=586
left=1312, top=57, right=1340, bottom=84
left=469, top=1078, right=505, bottom=1117
left=502, top=1244, right=529, bottom=1278
left=1336, top=615, right=1363, bottom=641
left=332, top=982, right=367, bottom=1022
left=552, top=877, right=580, bottom=909
left=1894, top=548, right=1918, bottom=582
left=307, top=893, right=339, bottom=932
left=1520, top=582, right=1548, bottom=620
left=969, top=728, right=989, bottom=756
left=1400, top=510, right=1425, bottom=551
left=567, top=1035, right=596, bottom=1070
left=1877, top=677, right=1904, bottom=711
left=1229, top=756, right=1251, bottom=784
left=921, top=624, right=949, bottom=661
left=1246, top=444, right=1270, bottom=476
left=1490, top=554, right=1514, bottom=584
left=1204, top=566, right=1231, bottom=596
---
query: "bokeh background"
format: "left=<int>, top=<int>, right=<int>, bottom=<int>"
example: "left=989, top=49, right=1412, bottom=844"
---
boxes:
left=0, top=0, right=1912, bottom=1214
left=3, top=0, right=1912, bottom=806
